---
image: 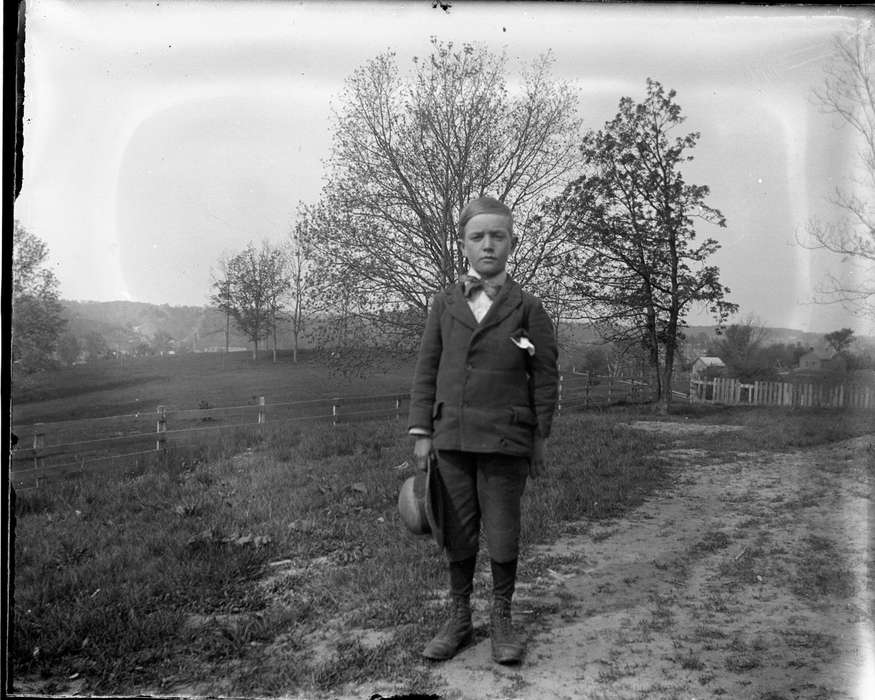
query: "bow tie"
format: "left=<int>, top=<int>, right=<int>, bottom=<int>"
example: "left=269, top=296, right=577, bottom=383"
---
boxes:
left=461, top=274, right=502, bottom=300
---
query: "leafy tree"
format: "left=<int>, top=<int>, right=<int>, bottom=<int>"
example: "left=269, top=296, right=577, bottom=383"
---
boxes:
left=133, top=341, right=153, bottom=358
left=317, top=38, right=582, bottom=346
left=845, top=348, right=875, bottom=370
left=545, top=79, right=737, bottom=411
left=56, top=332, right=81, bottom=366
left=802, top=23, right=875, bottom=317
left=152, top=330, right=175, bottom=354
left=575, top=343, right=611, bottom=376
left=760, top=341, right=807, bottom=371
left=11, top=221, right=67, bottom=374
left=708, top=319, right=773, bottom=382
left=213, top=242, right=289, bottom=360
left=83, top=331, right=109, bottom=361
left=824, top=327, right=855, bottom=353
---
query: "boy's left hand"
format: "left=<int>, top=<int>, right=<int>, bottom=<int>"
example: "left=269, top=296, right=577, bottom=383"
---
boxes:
left=529, top=437, right=546, bottom=479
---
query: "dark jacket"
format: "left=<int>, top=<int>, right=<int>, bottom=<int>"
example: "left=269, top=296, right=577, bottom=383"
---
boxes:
left=408, top=277, right=558, bottom=456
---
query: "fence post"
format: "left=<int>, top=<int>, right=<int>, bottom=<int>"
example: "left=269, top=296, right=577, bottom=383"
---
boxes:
left=33, top=424, right=44, bottom=486
left=395, top=395, right=401, bottom=421
left=557, top=368, right=563, bottom=415
left=332, top=397, right=340, bottom=427
left=156, top=406, right=167, bottom=452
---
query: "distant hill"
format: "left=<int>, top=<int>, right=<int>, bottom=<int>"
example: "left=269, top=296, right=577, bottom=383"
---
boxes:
left=684, top=325, right=875, bottom=353
left=61, top=301, right=252, bottom=352
left=60, top=300, right=874, bottom=357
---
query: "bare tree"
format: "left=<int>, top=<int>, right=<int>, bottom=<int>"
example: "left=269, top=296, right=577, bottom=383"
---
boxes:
left=210, top=256, right=234, bottom=356
left=213, top=242, right=289, bottom=360
left=803, top=22, right=875, bottom=317
left=285, top=204, right=320, bottom=363
left=317, top=38, right=582, bottom=344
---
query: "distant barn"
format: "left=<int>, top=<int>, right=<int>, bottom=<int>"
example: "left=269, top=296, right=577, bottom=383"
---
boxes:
left=796, top=349, right=847, bottom=375
left=690, top=356, right=726, bottom=380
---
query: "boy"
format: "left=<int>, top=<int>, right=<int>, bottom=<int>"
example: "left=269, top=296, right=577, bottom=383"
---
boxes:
left=408, top=196, right=558, bottom=665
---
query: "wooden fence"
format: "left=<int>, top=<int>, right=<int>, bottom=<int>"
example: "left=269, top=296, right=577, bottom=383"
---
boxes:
left=13, top=371, right=872, bottom=488
left=10, top=392, right=410, bottom=488
left=10, top=371, right=646, bottom=488
left=558, top=370, right=657, bottom=411
left=689, top=377, right=875, bottom=409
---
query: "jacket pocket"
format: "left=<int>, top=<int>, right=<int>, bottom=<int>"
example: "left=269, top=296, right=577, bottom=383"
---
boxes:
left=510, top=405, right=537, bottom=426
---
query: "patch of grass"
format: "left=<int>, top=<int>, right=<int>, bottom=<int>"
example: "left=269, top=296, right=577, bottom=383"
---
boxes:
left=782, top=629, right=837, bottom=655
left=725, top=651, right=761, bottom=673
left=522, top=415, right=671, bottom=546
left=638, top=592, right=675, bottom=633
left=690, top=529, right=732, bottom=556
left=674, top=647, right=706, bottom=671
left=15, top=412, right=664, bottom=696
left=14, top=401, right=869, bottom=696
left=724, top=636, right=768, bottom=673
left=791, top=534, right=856, bottom=600
left=663, top=405, right=874, bottom=452
left=596, top=659, right=638, bottom=682
left=12, top=350, right=416, bottom=425
left=717, top=546, right=764, bottom=588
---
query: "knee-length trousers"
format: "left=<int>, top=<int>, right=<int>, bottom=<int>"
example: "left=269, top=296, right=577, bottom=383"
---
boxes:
left=435, top=450, right=529, bottom=564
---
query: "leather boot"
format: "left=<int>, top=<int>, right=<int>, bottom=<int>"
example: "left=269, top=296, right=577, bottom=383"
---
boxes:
left=421, top=595, right=473, bottom=660
left=490, top=596, right=523, bottom=664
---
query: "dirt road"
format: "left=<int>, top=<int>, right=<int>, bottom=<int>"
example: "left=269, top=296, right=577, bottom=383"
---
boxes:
left=353, top=423, right=874, bottom=700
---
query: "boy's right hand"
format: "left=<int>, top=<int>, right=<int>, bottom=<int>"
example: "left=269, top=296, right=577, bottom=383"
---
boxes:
left=413, top=437, right=433, bottom=472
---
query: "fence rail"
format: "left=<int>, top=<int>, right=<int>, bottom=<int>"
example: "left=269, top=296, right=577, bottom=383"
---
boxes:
left=10, top=392, right=411, bottom=488
left=560, top=371, right=657, bottom=411
left=689, top=377, right=874, bottom=409
left=12, top=372, right=873, bottom=487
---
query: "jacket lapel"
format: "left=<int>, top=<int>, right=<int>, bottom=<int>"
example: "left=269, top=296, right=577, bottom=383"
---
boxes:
left=476, top=278, right=522, bottom=332
left=445, top=283, right=478, bottom=329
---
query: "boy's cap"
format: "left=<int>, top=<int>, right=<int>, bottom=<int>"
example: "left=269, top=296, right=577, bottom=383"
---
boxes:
left=459, top=196, right=513, bottom=236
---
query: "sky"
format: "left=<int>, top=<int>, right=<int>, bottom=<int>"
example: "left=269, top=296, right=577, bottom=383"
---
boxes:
left=13, top=0, right=875, bottom=335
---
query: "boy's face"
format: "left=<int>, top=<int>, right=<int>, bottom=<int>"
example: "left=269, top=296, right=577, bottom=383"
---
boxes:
left=459, top=213, right=517, bottom=279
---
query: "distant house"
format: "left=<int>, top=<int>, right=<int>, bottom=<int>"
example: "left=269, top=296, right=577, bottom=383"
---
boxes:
left=690, top=356, right=726, bottom=379
left=796, top=348, right=847, bottom=375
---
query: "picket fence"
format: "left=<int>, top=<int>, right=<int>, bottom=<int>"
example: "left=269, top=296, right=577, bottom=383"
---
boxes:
left=689, top=377, right=874, bottom=409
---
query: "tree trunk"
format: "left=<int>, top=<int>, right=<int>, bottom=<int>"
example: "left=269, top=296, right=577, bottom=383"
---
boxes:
left=224, top=310, right=230, bottom=354
left=660, top=350, right=675, bottom=415
left=272, top=314, right=277, bottom=364
left=644, top=316, right=661, bottom=402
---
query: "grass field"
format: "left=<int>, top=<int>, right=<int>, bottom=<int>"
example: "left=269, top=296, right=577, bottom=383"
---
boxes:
left=11, top=350, right=417, bottom=426
left=9, top=354, right=875, bottom=696
left=10, top=352, right=662, bottom=486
